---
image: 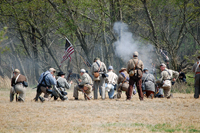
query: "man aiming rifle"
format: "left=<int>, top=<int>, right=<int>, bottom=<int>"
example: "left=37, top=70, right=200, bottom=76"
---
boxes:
left=73, top=69, right=93, bottom=100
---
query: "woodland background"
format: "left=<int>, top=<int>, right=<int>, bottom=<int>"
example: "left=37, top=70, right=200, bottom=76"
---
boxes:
left=0, top=0, right=200, bottom=86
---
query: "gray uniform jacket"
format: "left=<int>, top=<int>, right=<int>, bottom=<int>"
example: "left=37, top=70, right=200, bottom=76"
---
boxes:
left=57, top=77, right=71, bottom=91
left=142, top=72, right=155, bottom=92
left=91, top=60, right=107, bottom=75
left=80, top=73, right=93, bottom=85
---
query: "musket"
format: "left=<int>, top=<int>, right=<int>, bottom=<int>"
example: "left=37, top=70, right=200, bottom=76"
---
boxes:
left=73, top=77, right=91, bottom=100
left=66, top=70, right=72, bottom=81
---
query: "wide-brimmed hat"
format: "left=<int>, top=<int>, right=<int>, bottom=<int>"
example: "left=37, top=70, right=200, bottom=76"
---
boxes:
left=57, top=71, right=65, bottom=76
left=119, top=67, right=126, bottom=73
left=14, top=69, right=20, bottom=73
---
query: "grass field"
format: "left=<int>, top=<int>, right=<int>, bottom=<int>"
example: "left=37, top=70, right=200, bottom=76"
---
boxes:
left=0, top=87, right=200, bottom=133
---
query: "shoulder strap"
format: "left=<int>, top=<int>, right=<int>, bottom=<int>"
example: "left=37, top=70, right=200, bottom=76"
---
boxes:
left=164, top=69, right=171, bottom=78
left=132, top=59, right=138, bottom=71
left=15, top=74, right=20, bottom=84
left=39, top=73, right=49, bottom=86
left=142, top=73, right=150, bottom=84
left=96, top=62, right=102, bottom=72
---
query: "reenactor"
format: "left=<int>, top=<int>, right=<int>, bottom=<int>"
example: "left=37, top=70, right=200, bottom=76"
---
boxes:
left=51, top=71, right=72, bottom=101
left=126, top=51, right=144, bottom=101
left=73, top=69, right=93, bottom=100
left=156, top=63, right=179, bottom=99
left=105, top=66, right=118, bottom=99
left=91, top=57, right=107, bottom=99
left=34, top=68, right=66, bottom=102
left=192, top=55, right=200, bottom=99
left=113, top=68, right=129, bottom=99
left=10, top=69, right=27, bottom=102
left=142, top=68, right=156, bottom=99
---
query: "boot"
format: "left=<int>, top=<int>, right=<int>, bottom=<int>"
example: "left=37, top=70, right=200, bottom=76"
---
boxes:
left=39, top=96, right=45, bottom=102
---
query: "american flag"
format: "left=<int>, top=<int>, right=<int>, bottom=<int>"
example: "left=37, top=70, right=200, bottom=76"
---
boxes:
left=60, top=38, right=74, bottom=67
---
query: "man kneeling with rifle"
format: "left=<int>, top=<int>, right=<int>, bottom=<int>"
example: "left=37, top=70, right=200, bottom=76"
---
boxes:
left=73, top=69, right=93, bottom=100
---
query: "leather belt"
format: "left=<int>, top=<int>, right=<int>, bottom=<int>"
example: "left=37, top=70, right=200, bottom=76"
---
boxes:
left=196, top=72, right=200, bottom=75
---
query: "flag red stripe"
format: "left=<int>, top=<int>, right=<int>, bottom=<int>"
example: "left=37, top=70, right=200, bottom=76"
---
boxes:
left=63, top=48, right=74, bottom=59
left=61, top=51, right=74, bottom=63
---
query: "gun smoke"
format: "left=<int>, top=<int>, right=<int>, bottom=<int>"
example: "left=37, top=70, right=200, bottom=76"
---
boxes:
left=113, top=22, right=156, bottom=73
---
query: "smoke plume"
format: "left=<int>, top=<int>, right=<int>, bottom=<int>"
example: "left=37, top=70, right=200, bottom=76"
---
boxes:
left=113, top=22, right=156, bottom=72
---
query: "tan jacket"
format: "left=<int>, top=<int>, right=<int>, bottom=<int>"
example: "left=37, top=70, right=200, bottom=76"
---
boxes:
left=192, top=60, right=200, bottom=73
left=118, top=71, right=129, bottom=84
left=126, top=57, right=144, bottom=73
left=91, top=60, right=107, bottom=74
left=11, top=73, right=27, bottom=86
left=80, top=73, right=93, bottom=85
left=158, top=68, right=179, bottom=82
left=105, top=71, right=118, bottom=85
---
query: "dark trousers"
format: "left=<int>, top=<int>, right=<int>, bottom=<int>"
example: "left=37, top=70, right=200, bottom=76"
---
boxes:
left=127, top=76, right=143, bottom=100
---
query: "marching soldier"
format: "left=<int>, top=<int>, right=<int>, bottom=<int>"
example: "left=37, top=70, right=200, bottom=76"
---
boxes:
left=73, top=69, right=93, bottom=100
left=126, top=51, right=144, bottom=101
left=192, top=55, right=200, bottom=99
left=91, top=57, right=107, bottom=99
left=52, top=71, right=72, bottom=101
left=105, top=66, right=118, bottom=99
left=142, top=68, right=156, bottom=99
left=156, top=63, right=179, bottom=99
left=10, top=69, right=27, bottom=102
left=113, top=68, right=129, bottom=99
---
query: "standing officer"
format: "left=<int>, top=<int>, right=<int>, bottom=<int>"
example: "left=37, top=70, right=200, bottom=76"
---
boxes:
left=142, top=68, right=156, bottom=99
left=192, top=55, right=200, bottom=99
left=91, top=57, right=107, bottom=99
left=126, top=51, right=144, bottom=101
left=73, top=69, right=93, bottom=100
left=113, top=68, right=129, bottom=99
left=10, top=69, right=27, bottom=102
left=105, top=66, right=118, bottom=99
left=156, top=63, right=179, bottom=98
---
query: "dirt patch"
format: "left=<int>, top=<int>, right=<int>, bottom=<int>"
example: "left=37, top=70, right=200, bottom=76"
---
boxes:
left=0, top=89, right=200, bottom=132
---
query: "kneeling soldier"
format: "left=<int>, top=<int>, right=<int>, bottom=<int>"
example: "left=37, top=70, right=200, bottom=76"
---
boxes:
left=73, top=69, right=93, bottom=100
left=10, top=69, right=27, bottom=102
left=142, top=68, right=156, bottom=99
left=113, top=68, right=129, bottom=99
left=52, top=71, right=73, bottom=101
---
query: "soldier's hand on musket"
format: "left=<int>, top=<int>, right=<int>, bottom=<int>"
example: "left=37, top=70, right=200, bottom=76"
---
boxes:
left=172, top=78, right=176, bottom=81
left=70, top=81, right=73, bottom=84
left=78, top=79, right=82, bottom=82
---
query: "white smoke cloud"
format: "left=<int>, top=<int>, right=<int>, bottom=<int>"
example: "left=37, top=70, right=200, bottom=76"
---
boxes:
left=113, top=22, right=156, bottom=73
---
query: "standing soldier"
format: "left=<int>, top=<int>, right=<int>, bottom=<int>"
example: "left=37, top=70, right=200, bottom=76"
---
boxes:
left=142, top=68, right=156, bottom=99
left=127, top=51, right=144, bottom=101
left=105, top=66, right=118, bottom=99
left=73, top=69, right=93, bottom=100
left=52, top=71, right=72, bottom=101
left=91, top=57, right=107, bottom=99
left=192, top=55, right=200, bottom=99
left=10, top=69, right=27, bottom=102
left=156, top=63, right=179, bottom=98
left=113, top=68, right=129, bottom=99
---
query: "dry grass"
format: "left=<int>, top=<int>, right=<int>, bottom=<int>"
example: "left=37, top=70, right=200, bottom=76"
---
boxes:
left=0, top=76, right=11, bottom=90
left=0, top=88, right=200, bottom=133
